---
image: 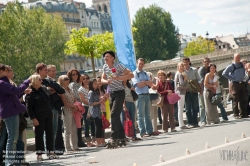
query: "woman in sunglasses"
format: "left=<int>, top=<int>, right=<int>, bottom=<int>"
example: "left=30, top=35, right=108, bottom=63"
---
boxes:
left=26, top=75, right=58, bottom=161
left=67, top=69, right=86, bottom=147
left=0, top=64, right=31, bottom=166
left=58, top=75, right=80, bottom=153
left=78, top=74, right=96, bottom=147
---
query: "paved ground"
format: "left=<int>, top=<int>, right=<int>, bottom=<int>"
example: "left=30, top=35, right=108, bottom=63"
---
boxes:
left=25, top=111, right=250, bottom=166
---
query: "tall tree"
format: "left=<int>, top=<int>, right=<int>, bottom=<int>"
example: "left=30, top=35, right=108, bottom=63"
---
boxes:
left=132, top=4, right=180, bottom=62
left=184, top=36, right=215, bottom=56
left=0, top=2, right=67, bottom=83
left=64, top=28, right=115, bottom=78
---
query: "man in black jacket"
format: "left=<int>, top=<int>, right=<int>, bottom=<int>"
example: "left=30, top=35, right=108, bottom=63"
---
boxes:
left=36, top=64, right=65, bottom=154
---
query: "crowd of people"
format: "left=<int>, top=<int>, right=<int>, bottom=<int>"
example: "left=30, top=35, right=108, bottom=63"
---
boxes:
left=0, top=51, right=249, bottom=165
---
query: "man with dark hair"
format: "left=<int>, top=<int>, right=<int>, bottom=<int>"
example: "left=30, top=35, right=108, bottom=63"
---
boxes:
left=222, top=53, right=248, bottom=119
left=183, top=57, right=202, bottom=128
left=132, top=58, right=158, bottom=137
left=198, top=57, right=210, bottom=126
left=101, top=50, right=134, bottom=148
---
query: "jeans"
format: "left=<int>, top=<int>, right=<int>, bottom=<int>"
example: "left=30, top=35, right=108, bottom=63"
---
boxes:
left=158, top=107, right=162, bottom=124
left=185, top=92, right=199, bottom=125
left=83, top=106, right=95, bottom=141
left=121, top=101, right=136, bottom=137
left=218, top=102, right=228, bottom=120
left=0, top=122, right=7, bottom=162
left=16, top=134, right=24, bottom=166
left=136, top=94, right=153, bottom=136
left=3, top=115, right=19, bottom=166
left=199, top=93, right=206, bottom=123
left=55, top=116, right=65, bottom=153
left=174, top=103, right=178, bottom=121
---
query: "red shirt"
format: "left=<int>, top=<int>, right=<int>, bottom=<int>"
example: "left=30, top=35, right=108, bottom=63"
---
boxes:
left=157, top=81, right=174, bottom=103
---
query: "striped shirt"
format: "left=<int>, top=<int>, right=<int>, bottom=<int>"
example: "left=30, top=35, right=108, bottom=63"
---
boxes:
left=78, top=86, right=89, bottom=106
left=103, top=62, right=126, bottom=92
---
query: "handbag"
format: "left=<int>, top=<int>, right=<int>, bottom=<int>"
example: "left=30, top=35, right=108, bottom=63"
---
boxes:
left=157, top=81, right=167, bottom=107
left=149, top=88, right=159, bottom=101
left=123, top=111, right=134, bottom=137
left=211, top=94, right=223, bottom=105
left=102, top=113, right=110, bottom=130
left=187, top=78, right=201, bottom=93
left=167, top=93, right=181, bottom=104
left=131, top=90, right=138, bottom=101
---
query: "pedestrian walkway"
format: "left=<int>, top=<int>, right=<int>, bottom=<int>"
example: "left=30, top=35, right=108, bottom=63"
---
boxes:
left=26, top=104, right=233, bottom=151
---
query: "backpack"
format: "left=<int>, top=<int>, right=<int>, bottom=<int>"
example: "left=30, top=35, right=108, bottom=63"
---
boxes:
left=231, top=62, right=244, bottom=74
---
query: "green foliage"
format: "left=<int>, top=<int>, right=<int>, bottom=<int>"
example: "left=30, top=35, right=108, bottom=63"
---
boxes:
left=0, top=2, right=67, bottom=83
left=64, top=28, right=115, bottom=77
left=184, top=36, right=215, bottom=56
left=132, top=4, right=180, bottom=62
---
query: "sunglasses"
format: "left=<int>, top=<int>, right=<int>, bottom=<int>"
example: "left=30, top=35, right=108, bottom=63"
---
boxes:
left=83, top=77, right=89, bottom=80
left=64, top=78, right=69, bottom=81
left=72, top=73, right=79, bottom=76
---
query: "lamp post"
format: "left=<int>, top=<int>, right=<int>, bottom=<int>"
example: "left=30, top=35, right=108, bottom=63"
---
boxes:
left=206, top=31, right=210, bottom=53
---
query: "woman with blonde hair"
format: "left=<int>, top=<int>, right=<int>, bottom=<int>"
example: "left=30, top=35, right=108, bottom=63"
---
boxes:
left=152, top=70, right=176, bottom=132
left=174, top=62, right=189, bottom=129
left=58, top=75, right=79, bottom=152
left=26, top=75, right=57, bottom=161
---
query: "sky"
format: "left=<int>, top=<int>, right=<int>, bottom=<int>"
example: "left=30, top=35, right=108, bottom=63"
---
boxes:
left=1, top=0, right=250, bottom=38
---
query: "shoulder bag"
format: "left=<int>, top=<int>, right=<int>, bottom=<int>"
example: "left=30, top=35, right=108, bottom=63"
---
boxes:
left=157, top=81, right=167, bottom=107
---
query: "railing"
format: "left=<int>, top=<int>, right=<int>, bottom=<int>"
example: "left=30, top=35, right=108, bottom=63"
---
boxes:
left=144, top=46, right=250, bottom=69
left=222, top=88, right=229, bottom=108
left=63, top=18, right=81, bottom=23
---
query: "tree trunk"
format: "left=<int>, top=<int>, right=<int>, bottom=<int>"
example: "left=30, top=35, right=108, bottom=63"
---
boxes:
left=90, top=51, right=96, bottom=78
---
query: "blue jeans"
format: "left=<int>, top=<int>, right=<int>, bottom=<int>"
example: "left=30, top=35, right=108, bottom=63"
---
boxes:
left=217, top=102, right=228, bottom=120
left=16, top=134, right=24, bottom=166
left=136, top=95, right=153, bottom=136
left=3, top=115, right=19, bottom=166
left=120, top=101, right=136, bottom=137
left=185, top=92, right=199, bottom=125
left=199, top=93, right=206, bottom=123
left=0, top=122, right=7, bottom=160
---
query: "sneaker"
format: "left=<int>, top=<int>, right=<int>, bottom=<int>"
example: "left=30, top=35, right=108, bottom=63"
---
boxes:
left=201, top=122, right=206, bottom=127
left=142, top=134, right=150, bottom=138
left=187, top=124, right=195, bottom=128
left=171, top=129, right=177, bottom=132
left=221, top=119, right=228, bottom=123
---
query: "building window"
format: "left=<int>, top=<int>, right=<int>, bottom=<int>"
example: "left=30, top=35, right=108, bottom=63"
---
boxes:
left=47, top=3, right=52, bottom=9
left=94, top=22, right=96, bottom=27
left=223, top=45, right=225, bottom=48
left=62, top=13, right=64, bottom=18
left=97, top=22, right=99, bottom=28
left=98, top=5, right=101, bottom=12
left=104, top=4, right=107, bottom=13
left=91, top=22, right=93, bottom=27
left=71, top=4, right=74, bottom=10
left=219, top=46, right=221, bottom=49
left=67, top=14, right=69, bottom=18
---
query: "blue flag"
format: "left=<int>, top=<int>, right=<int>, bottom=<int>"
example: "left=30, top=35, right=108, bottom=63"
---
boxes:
left=110, top=0, right=136, bottom=71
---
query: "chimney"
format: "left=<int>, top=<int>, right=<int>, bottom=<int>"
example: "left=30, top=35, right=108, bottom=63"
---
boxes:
left=192, top=33, right=196, bottom=37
